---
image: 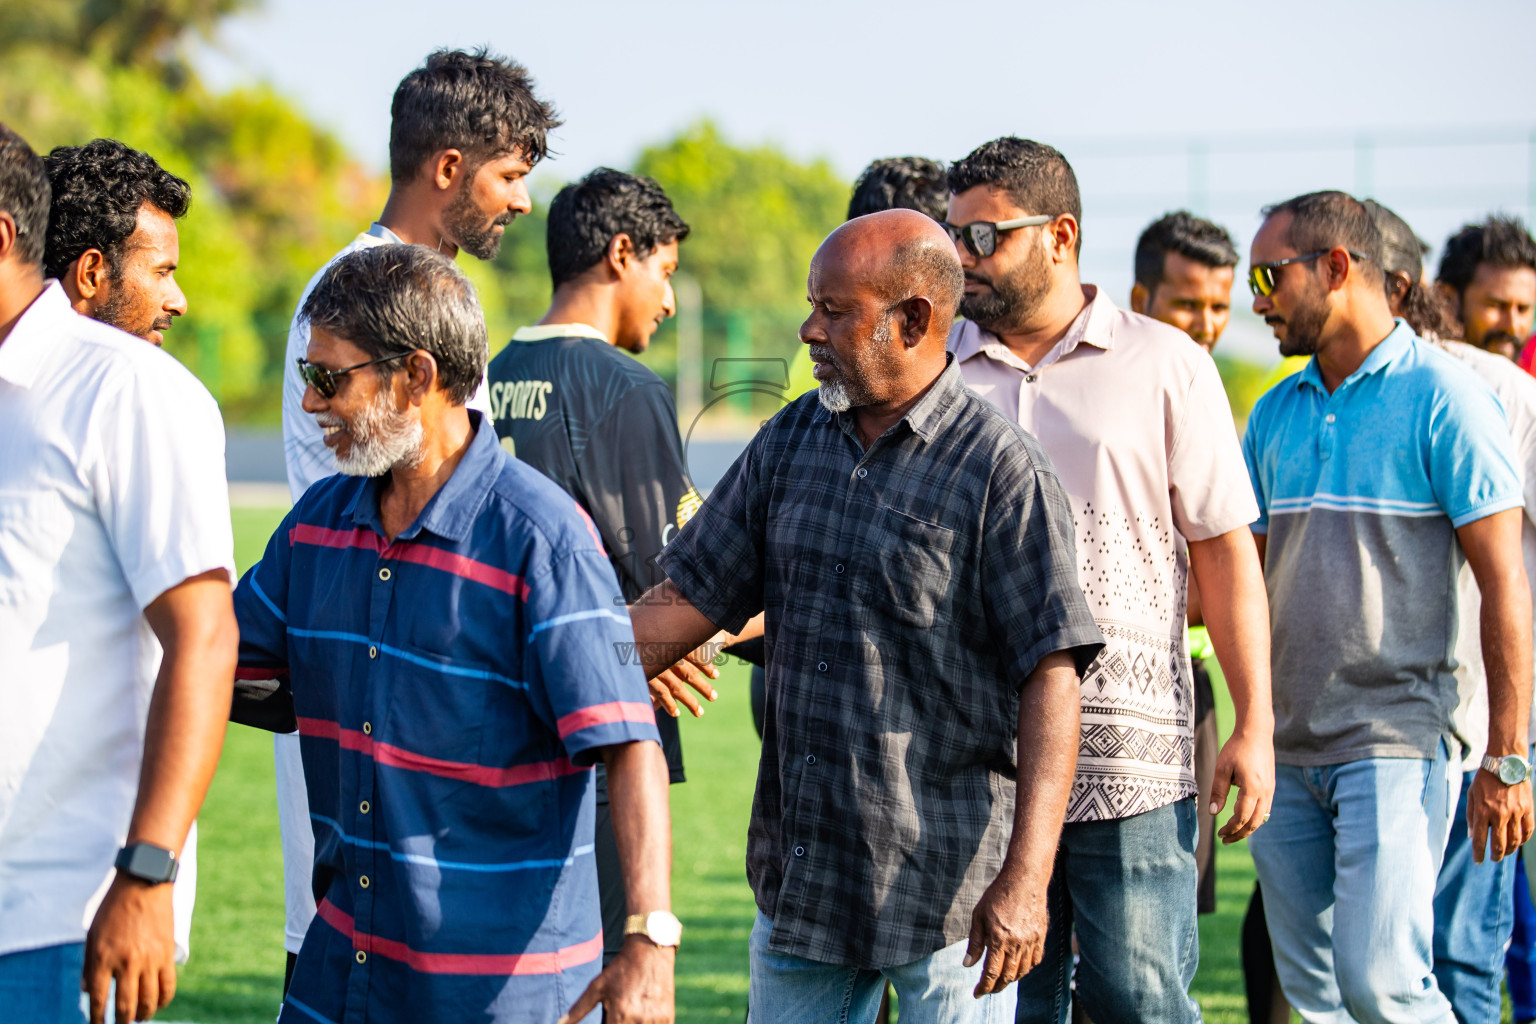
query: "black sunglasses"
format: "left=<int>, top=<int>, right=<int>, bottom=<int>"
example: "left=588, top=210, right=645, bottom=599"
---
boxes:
left=941, top=215, right=1054, bottom=258
left=1248, top=250, right=1369, bottom=298
left=295, top=352, right=413, bottom=398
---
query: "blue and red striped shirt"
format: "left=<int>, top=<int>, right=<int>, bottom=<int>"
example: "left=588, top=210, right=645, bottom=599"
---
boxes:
left=234, top=412, right=660, bottom=1024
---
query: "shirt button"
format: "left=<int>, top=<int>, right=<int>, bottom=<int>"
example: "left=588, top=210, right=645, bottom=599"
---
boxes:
left=817, top=661, right=828, bottom=672
left=1325, top=413, right=1336, bottom=423
left=833, top=563, right=845, bottom=574
left=1025, top=373, right=1037, bottom=383
left=794, top=846, right=806, bottom=857
left=359, top=875, right=370, bottom=888
left=379, top=567, right=392, bottom=581
left=368, top=645, right=378, bottom=659
left=355, top=950, right=367, bottom=964
left=362, top=721, right=372, bottom=735
left=359, top=800, right=370, bottom=814
left=806, top=754, right=817, bottom=765
left=856, top=467, right=868, bottom=479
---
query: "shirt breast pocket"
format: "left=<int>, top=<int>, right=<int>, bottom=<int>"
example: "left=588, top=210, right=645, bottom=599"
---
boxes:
left=860, top=504, right=957, bottom=629
left=0, top=489, right=72, bottom=607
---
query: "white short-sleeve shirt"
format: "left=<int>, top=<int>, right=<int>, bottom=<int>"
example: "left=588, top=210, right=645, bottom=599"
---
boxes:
left=1436, top=339, right=1536, bottom=770
left=282, top=223, right=492, bottom=501
left=0, top=281, right=234, bottom=956
left=951, top=286, right=1259, bottom=823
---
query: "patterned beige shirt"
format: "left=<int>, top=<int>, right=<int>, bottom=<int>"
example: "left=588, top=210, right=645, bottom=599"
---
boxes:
left=951, top=286, right=1258, bottom=822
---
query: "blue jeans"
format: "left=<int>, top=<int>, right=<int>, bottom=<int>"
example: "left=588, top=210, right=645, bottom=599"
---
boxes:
left=1508, top=852, right=1536, bottom=1021
left=748, top=912, right=1017, bottom=1024
left=1014, top=798, right=1202, bottom=1024
left=1248, top=742, right=1457, bottom=1024
left=1432, top=768, right=1517, bottom=1024
left=0, top=942, right=86, bottom=1024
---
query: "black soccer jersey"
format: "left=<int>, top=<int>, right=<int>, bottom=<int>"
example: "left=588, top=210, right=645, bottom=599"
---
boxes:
left=487, top=326, right=701, bottom=782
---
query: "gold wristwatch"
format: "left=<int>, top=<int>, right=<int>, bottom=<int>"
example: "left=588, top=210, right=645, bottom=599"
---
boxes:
left=623, top=911, right=682, bottom=948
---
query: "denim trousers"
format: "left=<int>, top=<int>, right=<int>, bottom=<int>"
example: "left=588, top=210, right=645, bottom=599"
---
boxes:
left=747, top=911, right=1017, bottom=1024
left=1507, top=852, right=1536, bottom=1022
left=1014, top=798, right=1202, bottom=1024
left=1248, top=742, right=1458, bottom=1024
left=0, top=942, right=86, bottom=1024
left=1431, top=768, right=1517, bottom=1024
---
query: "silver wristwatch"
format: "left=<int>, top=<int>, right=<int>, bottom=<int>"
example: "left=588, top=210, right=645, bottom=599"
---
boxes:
left=1482, top=753, right=1532, bottom=786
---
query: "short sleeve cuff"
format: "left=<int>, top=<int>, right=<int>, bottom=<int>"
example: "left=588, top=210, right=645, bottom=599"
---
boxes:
left=1449, top=495, right=1526, bottom=530
left=1011, top=625, right=1106, bottom=691
left=656, top=547, right=755, bottom=636
left=557, top=701, right=663, bottom=767
left=129, top=543, right=235, bottom=611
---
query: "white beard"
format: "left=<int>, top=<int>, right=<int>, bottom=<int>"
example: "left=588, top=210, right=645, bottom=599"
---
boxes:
left=816, top=378, right=852, bottom=413
left=319, top=388, right=425, bottom=477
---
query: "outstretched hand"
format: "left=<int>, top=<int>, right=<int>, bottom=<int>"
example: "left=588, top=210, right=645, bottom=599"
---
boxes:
left=1210, top=726, right=1274, bottom=843
left=648, top=635, right=723, bottom=718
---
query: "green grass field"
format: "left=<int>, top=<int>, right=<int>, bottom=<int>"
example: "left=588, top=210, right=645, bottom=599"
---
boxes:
left=167, top=507, right=1312, bottom=1021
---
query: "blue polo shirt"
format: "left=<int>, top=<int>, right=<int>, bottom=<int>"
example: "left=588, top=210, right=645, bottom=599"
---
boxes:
left=234, top=411, right=660, bottom=1024
left=1243, top=322, right=1523, bottom=766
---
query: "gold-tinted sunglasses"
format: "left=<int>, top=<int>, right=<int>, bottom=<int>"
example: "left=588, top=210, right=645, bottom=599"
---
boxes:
left=1248, top=250, right=1368, bottom=298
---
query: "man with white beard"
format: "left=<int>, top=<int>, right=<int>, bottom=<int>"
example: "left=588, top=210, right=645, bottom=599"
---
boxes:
left=231, top=243, right=678, bottom=1024
left=272, top=47, right=560, bottom=985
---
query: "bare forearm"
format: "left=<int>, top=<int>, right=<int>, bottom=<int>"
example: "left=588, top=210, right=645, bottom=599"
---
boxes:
left=1190, top=529, right=1273, bottom=735
left=1482, top=579, right=1533, bottom=755
left=1004, top=651, right=1080, bottom=887
left=629, top=579, right=727, bottom=678
left=601, top=740, right=673, bottom=915
left=131, top=577, right=238, bottom=852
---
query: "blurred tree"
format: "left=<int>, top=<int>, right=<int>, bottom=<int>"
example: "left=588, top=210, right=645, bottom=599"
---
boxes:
left=635, top=119, right=844, bottom=316
left=0, top=0, right=381, bottom=420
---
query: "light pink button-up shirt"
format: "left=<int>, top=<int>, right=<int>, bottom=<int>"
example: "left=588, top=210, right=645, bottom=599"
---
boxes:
left=951, top=285, right=1258, bottom=823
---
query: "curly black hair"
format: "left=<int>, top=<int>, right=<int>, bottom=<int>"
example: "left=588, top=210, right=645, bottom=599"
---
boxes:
left=1437, top=214, right=1536, bottom=298
left=847, top=157, right=948, bottom=222
left=546, top=168, right=690, bottom=289
left=0, top=122, right=50, bottom=267
left=1134, top=211, right=1239, bottom=291
left=43, top=138, right=190, bottom=282
left=390, top=48, right=561, bottom=183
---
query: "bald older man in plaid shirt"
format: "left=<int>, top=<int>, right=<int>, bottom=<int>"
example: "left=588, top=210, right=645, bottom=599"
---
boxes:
left=628, top=211, right=1104, bottom=1023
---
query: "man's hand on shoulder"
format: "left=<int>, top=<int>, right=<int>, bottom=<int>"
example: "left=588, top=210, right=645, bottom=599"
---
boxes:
left=83, top=875, right=176, bottom=1024
left=557, top=935, right=674, bottom=1024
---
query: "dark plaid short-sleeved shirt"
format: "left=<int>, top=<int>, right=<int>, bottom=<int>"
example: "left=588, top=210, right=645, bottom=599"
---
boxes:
left=657, top=357, right=1103, bottom=968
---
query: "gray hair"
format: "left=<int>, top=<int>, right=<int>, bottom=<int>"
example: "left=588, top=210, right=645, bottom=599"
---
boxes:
left=301, top=244, right=487, bottom=405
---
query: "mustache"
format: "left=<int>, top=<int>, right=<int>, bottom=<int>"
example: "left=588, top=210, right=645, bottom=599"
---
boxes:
left=964, top=272, right=994, bottom=288
left=1264, top=316, right=1285, bottom=326
left=152, top=316, right=175, bottom=333
left=807, top=344, right=838, bottom=367
left=493, top=211, right=517, bottom=228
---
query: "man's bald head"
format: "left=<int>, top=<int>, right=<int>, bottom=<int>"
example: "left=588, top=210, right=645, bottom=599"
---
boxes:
left=819, top=209, right=964, bottom=334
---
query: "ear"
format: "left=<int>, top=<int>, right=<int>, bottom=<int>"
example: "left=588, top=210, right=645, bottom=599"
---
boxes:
left=400, top=350, right=439, bottom=405
left=1129, top=282, right=1150, bottom=315
left=1385, top=270, right=1412, bottom=313
left=1047, top=214, right=1079, bottom=265
left=433, top=150, right=466, bottom=192
left=1323, top=247, right=1353, bottom=291
left=0, top=211, right=16, bottom=263
left=894, top=295, right=934, bottom=348
left=72, top=249, right=110, bottom=300
left=607, top=233, right=636, bottom=277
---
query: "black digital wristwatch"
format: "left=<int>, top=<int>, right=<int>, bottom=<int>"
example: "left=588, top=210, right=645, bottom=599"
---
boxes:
left=114, top=843, right=179, bottom=885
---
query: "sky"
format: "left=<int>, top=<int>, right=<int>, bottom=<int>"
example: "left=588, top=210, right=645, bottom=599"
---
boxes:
left=196, top=0, right=1536, bottom=363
